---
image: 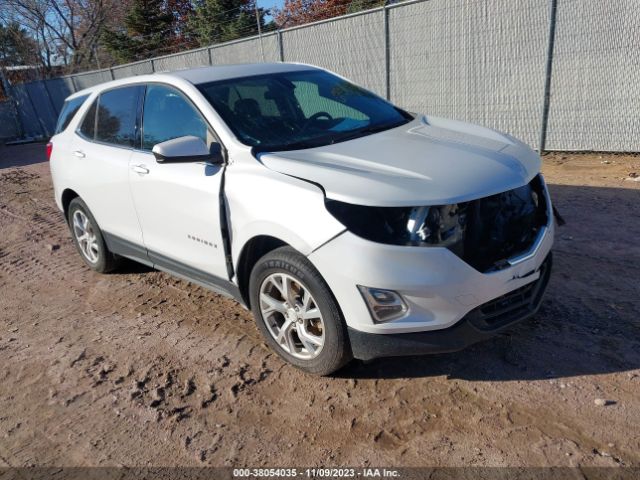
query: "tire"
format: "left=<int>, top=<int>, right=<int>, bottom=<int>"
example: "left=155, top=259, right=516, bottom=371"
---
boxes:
left=249, top=246, right=352, bottom=375
left=67, top=197, right=121, bottom=273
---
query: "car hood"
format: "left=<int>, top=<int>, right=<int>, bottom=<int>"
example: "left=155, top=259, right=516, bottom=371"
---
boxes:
left=258, top=115, right=541, bottom=206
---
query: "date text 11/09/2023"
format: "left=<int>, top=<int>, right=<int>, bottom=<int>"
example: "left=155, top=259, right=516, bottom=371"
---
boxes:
left=233, top=468, right=401, bottom=478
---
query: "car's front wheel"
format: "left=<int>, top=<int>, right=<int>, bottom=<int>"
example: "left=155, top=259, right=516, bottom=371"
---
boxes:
left=249, top=247, right=352, bottom=375
left=67, top=197, right=120, bottom=273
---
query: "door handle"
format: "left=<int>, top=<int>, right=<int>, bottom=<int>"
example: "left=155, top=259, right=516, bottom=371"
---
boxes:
left=132, top=164, right=150, bottom=175
left=73, top=150, right=85, bottom=158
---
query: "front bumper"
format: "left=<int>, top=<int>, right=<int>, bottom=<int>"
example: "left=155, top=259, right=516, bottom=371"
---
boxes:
left=347, top=253, right=552, bottom=360
left=308, top=174, right=554, bottom=336
left=308, top=221, right=553, bottom=335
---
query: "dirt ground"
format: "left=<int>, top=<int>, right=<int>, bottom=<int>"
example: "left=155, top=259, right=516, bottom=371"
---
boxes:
left=0, top=144, right=639, bottom=469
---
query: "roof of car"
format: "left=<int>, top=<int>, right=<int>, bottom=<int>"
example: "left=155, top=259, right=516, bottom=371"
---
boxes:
left=66, top=62, right=319, bottom=100
left=167, top=62, right=319, bottom=84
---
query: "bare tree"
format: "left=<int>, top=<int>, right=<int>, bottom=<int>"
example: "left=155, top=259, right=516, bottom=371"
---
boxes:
left=0, top=0, right=125, bottom=74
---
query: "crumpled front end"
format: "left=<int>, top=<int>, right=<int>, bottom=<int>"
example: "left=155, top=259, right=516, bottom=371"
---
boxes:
left=308, top=175, right=554, bottom=342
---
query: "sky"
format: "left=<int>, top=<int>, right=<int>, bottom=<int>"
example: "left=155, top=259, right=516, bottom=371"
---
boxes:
left=258, top=0, right=284, bottom=15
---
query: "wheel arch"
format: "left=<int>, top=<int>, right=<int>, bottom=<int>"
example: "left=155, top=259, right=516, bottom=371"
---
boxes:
left=235, top=235, right=289, bottom=308
left=61, top=188, right=80, bottom=221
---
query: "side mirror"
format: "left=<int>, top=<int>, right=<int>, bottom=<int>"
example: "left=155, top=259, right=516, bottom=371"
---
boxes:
left=152, top=136, right=223, bottom=164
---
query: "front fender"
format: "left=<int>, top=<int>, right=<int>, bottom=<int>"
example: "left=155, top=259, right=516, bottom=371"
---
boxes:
left=225, top=155, right=345, bottom=269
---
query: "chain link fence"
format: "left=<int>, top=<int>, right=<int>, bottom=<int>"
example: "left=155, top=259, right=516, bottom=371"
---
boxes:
left=282, top=10, right=387, bottom=96
left=546, top=0, right=640, bottom=151
left=2, top=0, right=639, bottom=152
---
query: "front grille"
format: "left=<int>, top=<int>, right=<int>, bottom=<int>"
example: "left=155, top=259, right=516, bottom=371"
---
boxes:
left=480, top=281, right=537, bottom=317
left=447, top=175, right=549, bottom=273
left=467, top=254, right=552, bottom=331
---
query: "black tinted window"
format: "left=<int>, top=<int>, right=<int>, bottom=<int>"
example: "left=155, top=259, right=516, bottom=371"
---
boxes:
left=142, top=84, right=209, bottom=151
left=55, top=95, right=88, bottom=134
left=96, top=86, right=139, bottom=147
left=79, top=99, right=97, bottom=139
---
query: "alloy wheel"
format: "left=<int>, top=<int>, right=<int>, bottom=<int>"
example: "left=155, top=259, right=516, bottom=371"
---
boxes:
left=259, top=273, right=325, bottom=359
left=72, top=210, right=100, bottom=264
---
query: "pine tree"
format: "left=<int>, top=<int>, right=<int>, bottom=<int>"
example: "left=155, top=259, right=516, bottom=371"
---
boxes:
left=0, top=22, right=39, bottom=67
left=189, top=0, right=265, bottom=46
left=102, top=0, right=175, bottom=63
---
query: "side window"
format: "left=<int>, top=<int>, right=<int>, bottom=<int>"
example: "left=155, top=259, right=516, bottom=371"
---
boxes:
left=55, top=94, right=89, bottom=134
left=95, top=86, right=139, bottom=147
left=79, top=99, right=97, bottom=139
left=142, top=84, right=211, bottom=151
left=292, top=81, right=368, bottom=121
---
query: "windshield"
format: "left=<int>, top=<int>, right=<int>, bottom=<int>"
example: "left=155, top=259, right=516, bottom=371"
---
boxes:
left=197, top=70, right=412, bottom=152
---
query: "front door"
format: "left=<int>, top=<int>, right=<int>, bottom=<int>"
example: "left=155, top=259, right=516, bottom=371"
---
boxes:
left=128, top=84, right=229, bottom=282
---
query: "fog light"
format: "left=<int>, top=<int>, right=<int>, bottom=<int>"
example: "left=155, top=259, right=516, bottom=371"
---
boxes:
left=357, top=286, right=408, bottom=323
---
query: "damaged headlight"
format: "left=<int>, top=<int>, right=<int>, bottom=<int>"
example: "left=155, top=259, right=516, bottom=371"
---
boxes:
left=325, top=200, right=467, bottom=249
left=325, top=176, right=549, bottom=272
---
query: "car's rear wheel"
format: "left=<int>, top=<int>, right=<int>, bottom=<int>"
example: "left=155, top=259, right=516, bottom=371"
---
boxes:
left=249, top=246, right=352, bottom=375
left=67, top=197, right=120, bottom=273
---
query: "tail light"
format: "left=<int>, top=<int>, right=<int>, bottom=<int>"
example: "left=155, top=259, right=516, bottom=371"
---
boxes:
left=46, top=142, right=53, bottom=161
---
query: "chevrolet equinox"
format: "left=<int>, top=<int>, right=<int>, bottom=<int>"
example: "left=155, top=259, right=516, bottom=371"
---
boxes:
left=48, top=63, right=554, bottom=375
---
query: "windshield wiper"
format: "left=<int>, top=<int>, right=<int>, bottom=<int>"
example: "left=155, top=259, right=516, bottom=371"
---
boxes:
left=330, top=119, right=409, bottom=144
left=253, top=119, right=410, bottom=154
left=253, top=137, right=332, bottom=154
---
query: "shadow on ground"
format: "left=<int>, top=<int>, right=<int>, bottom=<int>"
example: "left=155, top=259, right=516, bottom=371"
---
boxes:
left=338, top=183, right=640, bottom=381
left=0, top=143, right=47, bottom=169
left=115, top=259, right=155, bottom=275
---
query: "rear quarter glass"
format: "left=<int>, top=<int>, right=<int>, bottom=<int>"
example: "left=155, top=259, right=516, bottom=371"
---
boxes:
left=55, top=95, right=89, bottom=134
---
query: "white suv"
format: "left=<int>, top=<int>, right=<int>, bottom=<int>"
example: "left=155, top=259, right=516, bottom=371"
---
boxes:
left=49, top=63, right=554, bottom=375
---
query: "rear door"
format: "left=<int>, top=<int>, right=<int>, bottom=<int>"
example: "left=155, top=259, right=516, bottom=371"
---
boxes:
left=128, top=83, right=229, bottom=281
left=71, top=85, right=145, bottom=249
